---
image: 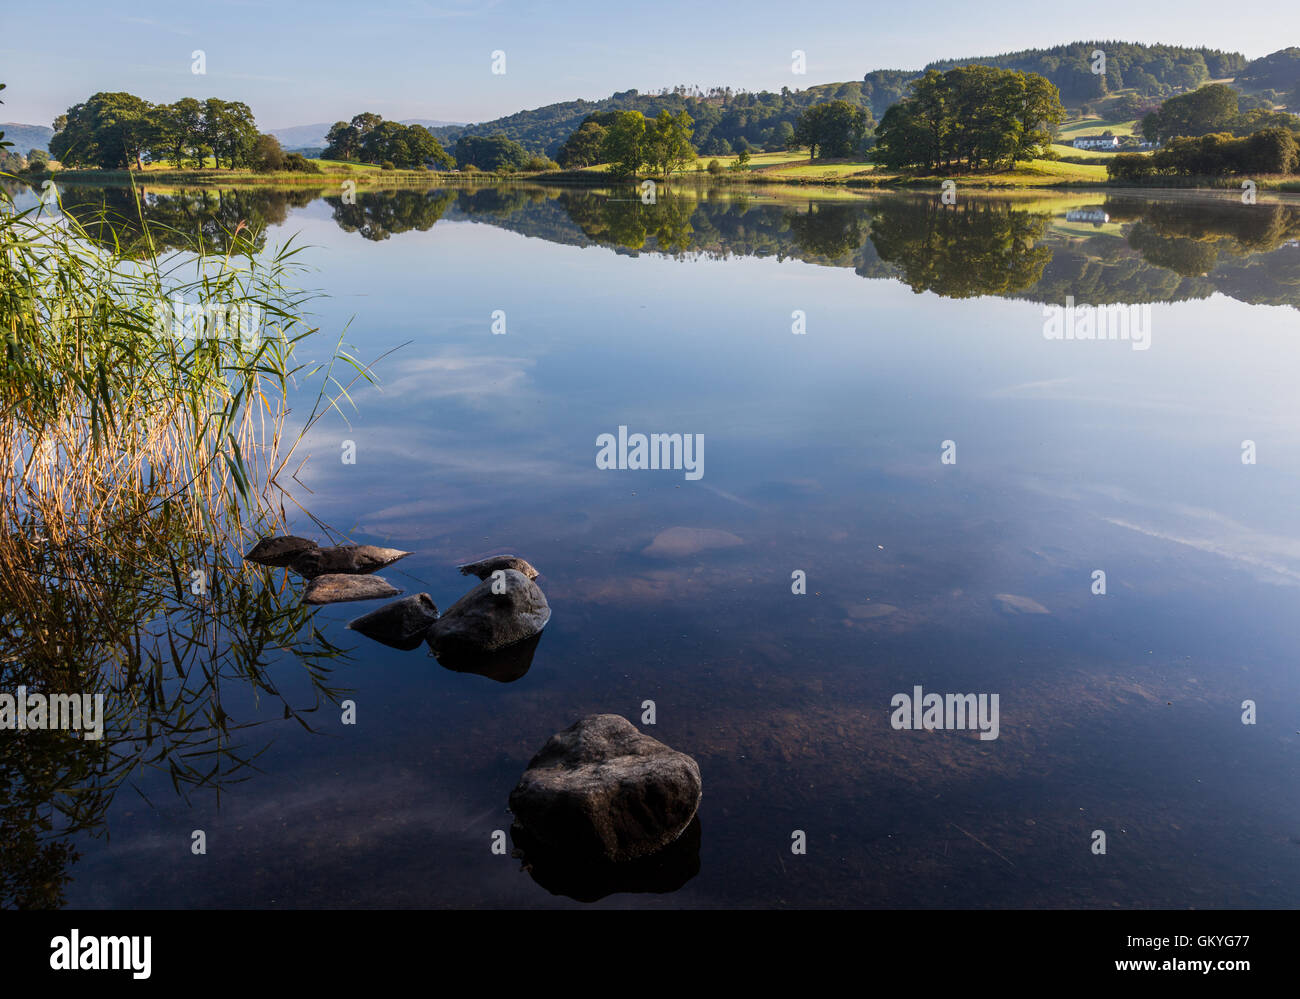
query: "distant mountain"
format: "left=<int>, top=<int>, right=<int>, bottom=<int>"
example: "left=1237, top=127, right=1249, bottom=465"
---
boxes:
left=0, top=122, right=54, bottom=155
left=271, top=118, right=467, bottom=150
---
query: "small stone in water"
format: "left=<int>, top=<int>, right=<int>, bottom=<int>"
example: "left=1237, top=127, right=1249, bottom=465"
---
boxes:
left=304, top=573, right=403, bottom=605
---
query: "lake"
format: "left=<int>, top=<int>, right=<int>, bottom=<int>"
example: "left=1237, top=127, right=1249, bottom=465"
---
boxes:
left=5, top=182, right=1300, bottom=908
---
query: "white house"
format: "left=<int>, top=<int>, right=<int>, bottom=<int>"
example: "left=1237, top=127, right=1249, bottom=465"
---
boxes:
left=1073, top=136, right=1121, bottom=150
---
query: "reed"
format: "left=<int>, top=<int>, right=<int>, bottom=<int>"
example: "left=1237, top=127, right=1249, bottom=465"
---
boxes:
left=1, top=140, right=374, bottom=905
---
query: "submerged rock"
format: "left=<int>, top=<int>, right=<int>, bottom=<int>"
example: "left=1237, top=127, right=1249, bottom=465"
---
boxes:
left=304, top=573, right=403, bottom=605
left=514, top=815, right=701, bottom=903
left=508, top=714, right=702, bottom=863
left=244, top=535, right=318, bottom=567
left=458, top=555, right=540, bottom=581
left=290, top=544, right=411, bottom=579
left=347, top=593, right=439, bottom=650
left=994, top=593, right=1050, bottom=615
left=643, top=526, right=744, bottom=559
left=425, top=568, right=550, bottom=657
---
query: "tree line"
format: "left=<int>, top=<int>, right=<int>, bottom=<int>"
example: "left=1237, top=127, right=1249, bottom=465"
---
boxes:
left=1109, top=129, right=1299, bottom=181
left=48, top=92, right=315, bottom=172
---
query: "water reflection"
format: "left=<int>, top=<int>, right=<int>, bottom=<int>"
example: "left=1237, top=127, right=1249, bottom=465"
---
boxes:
left=430, top=631, right=541, bottom=683
left=21, top=182, right=1300, bottom=307
left=513, top=815, right=702, bottom=903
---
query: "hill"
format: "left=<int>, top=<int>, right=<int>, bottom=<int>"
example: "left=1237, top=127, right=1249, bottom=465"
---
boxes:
left=927, top=42, right=1246, bottom=103
left=0, top=122, right=54, bottom=155
left=429, top=41, right=1254, bottom=157
left=1234, top=47, right=1300, bottom=100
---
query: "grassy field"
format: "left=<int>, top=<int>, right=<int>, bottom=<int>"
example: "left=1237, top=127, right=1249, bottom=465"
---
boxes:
left=683, top=149, right=1111, bottom=187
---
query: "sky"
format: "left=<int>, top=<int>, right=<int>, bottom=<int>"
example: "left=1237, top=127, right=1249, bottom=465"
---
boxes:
left=2, top=0, right=1297, bottom=129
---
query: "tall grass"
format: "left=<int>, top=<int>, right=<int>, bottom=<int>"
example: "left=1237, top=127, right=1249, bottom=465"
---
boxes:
left=0, top=164, right=376, bottom=905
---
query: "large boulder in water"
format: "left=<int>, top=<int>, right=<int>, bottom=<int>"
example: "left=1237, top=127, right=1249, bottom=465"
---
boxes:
left=244, top=535, right=318, bottom=567
left=425, top=568, right=550, bottom=657
left=290, top=544, right=410, bottom=579
left=347, top=593, right=439, bottom=650
left=508, top=714, right=702, bottom=863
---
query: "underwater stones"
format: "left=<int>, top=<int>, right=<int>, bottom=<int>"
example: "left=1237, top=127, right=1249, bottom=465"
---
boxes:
left=243, top=535, right=318, bottom=567
left=994, top=593, right=1050, bottom=615
left=303, top=573, right=403, bottom=605
left=642, top=526, right=744, bottom=559
left=289, top=545, right=411, bottom=579
left=508, top=714, right=702, bottom=863
left=346, top=593, right=439, bottom=650
left=425, top=568, right=550, bottom=658
left=458, top=555, right=540, bottom=581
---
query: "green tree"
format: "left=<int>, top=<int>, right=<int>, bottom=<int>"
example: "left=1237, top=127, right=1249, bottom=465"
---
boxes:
left=646, top=110, right=696, bottom=184
left=556, top=119, right=608, bottom=167
left=600, top=111, right=648, bottom=179
left=251, top=133, right=286, bottom=172
left=156, top=98, right=204, bottom=168
left=454, top=133, right=530, bottom=171
left=323, top=113, right=383, bottom=161
left=50, top=92, right=154, bottom=169
left=791, top=100, right=871, bottom=160
left=1141, top=84, right=1240, bottom=144
left=873, top=66, right=1062, bottom=171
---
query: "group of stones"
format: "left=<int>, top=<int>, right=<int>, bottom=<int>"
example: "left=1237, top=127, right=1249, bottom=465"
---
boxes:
left=244, top=535, right=703, bottom=897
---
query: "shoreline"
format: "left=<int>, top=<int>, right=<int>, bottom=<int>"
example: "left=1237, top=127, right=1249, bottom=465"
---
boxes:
left=12, top=165, right=1300, bottom=198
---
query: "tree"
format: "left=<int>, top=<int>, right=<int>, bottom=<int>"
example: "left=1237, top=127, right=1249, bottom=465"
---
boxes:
left=151, top=98, right=203, bottom=168
left=50, top=92, right=154, bottom=169
left=769, top=120, right=795, bottom=151
left=251, top=133, right=286, bottom=172
left=791, top=100, right=871, bottom=160
left=872, top=67, right=1062, bottom=171
left=556, top=119, right=608, bottom=167
left=454, top=133, right=530, bottom=172
left=1141, top=84, right=1240, bottom=144
left=323, top=113, right=383, bottom=161
left=600, top=111, right=648, bottom=179
left=645, top=110, right=695, bottom=184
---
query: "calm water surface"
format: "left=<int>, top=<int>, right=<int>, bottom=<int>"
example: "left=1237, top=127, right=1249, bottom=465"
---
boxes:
left=9, top=183, right=1300, bottom=907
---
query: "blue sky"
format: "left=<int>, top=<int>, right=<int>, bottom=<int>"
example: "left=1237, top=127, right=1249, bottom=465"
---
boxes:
left=2, top=0, right=1296, bottom=129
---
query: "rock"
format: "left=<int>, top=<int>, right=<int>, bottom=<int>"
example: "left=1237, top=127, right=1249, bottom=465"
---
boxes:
left=846, top=602, right=898, bottom=620
left=643, top=526, right=744, bottom=559
left=244, top=535, right=318, bottom=567
left=514, top=815, right=701, bottom=903
left=458, top=555, right=540, bottom=581
left=425, top=569, right=550, bottom=657
left=508, top=714, right=702, bottom=863
left=994, top=593, right=1050, bottom=615
left=289, top=544, right=410, bottom=579
left=346, top=593, right=439, bottom=650
left=304, top=574, right=403, bottom=605
left=432, top=632, right=541, bottom=683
